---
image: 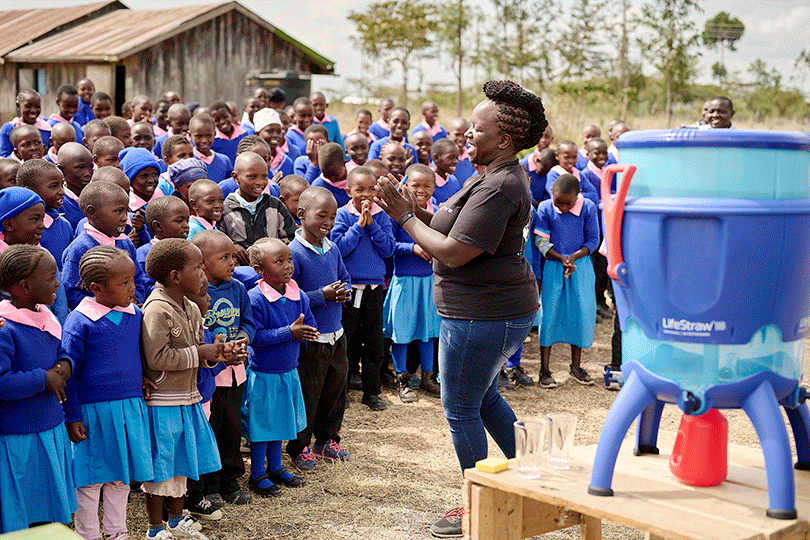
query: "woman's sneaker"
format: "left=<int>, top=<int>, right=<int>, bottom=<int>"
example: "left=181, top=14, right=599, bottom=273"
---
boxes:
left=538, top=370, right=557, bottom=389
left=430, top=506, right=464, bottom=538
left=313, top=439, right=352, bottom=462
left=291, top=447, right=319, bottom=472
left=504, top=365, right=535, bottom=387
left=569, top=366, right=595, bottom=386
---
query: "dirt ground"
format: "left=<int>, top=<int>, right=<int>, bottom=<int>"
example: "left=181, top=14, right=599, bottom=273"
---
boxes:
left=121, top=315, right=798, bottom=540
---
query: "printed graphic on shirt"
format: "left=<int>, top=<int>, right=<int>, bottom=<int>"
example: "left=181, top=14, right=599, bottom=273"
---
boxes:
left=205, top=297, right=241, bottom=340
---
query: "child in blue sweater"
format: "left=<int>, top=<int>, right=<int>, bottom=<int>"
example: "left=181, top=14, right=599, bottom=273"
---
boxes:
left=312, top=142, right=350, bottom=208
left=253, top=109, right=295, bottom=178
left=310, top=92, right=343, bottom=149
left=0, top=90, right=51, bottom=158
left=288, top=186, right=353, bottom=470
left=188, top=180, right=224, bottom=241
left=58, top=142, right=94, bottom=231
left=536, top=174, right=599, bottom=389
left=219, top=136, right=283, bottom=200
left=383, top=164, right=441, bottom=402
left=137, top=196, right=191, bottom=295
left=0, top=245, right=76, bottom=533
left=74, top=79, right=95, bottom=126
left=447, top=118, right=474, bottom=183
left=331, top=166, right=396, bottom=411
left=430, top=139, right=462, bottom=205
left=16, top=159, right=73, bottom=270
left=246, top=238, right=317, bottom=496
left=546, top=140, right=598, bottom=207
left=293, top=124, right=329, bottom=182
left=369, top=98, right=394, bottom=141
left=192, top=230, right=255, bottom=506
left=210, top=101, right=249, bottom=164
left=369, top=107, right=417, bottom=162
left=62, top=246, right=154, bottom=540
left=285, top=99, right=314, bottom=154
left=47, top=85, right=84, bottom=143
left=412, top=101, right=447, bottom=142
left=191, top=114, right=233, bottom=183
left=62, top=181, right=147, bottom=309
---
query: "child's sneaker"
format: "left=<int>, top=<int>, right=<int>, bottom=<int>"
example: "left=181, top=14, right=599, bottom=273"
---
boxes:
left=538, top=370, right=557, bottom=389
left=188, top=498, right=222, bottom=521
left=569, top=366, right=595, bottom=386
left=202, top=494, right=224, bottom=510
left=145, top=530, right=173, bottom=540
left=180, top=512, right=202, bottom=531
left=167, top=518, right=208, bottom=539
left=291, top=446, right=319, bottom=472
left=313, top=439, right=352, bottom=462
left=430, top=505, right=464, bottom=538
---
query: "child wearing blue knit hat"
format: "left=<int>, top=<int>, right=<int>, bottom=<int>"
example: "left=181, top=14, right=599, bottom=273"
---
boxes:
left=120, top=147, right=163, bottom=216
left=169, top=158, right=208, bottom=207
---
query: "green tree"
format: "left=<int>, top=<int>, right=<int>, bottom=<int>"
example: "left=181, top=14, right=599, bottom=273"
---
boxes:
left=702, top=12, right=744, bottom=86
left=558, top=0, right=608, bottom=80
left=348, top=0, right=436, bottom=107
left=637, top=0, right=702, bottom=127
left=439, top=0, right=472, bottom=115
left=485, top=0, right=554, bottom=87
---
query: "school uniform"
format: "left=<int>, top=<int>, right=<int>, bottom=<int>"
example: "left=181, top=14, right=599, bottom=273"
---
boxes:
left=331, top=201, right=395, bottom=397
left=279, top=139, right=302, bottom=162
left=193, top=148, right=233, bottom=184
left=233, top=266, right=261, bottom=290
left=61, top=188, right=85, bottom=232
left=368, top=136, right=418, bottom=162
left=293, top=155, right=321, bottom=183
left=75, top=213, right=150, bottom=249
left=313, top=114, right=344, bottom=149
left=284, top=126, right=306, bottom=155
left=608, top=143, right=619, bottom=164
left=187, top=216, right=216, bottom=241
left=545, top=165, right=599, bottom=208
left=311, top=174, right=350, bottom=208
left=136, top=239, right=159, bottom=296
left=41, top=208, right=74, bottom=271
left=520, top=150, right=549, bottom=203
left=575, top=147, right=589, bottom=171
left=218, top=192, right=297, bottom=249
left=412, top=121, right=447, bottom=142
left=536, top=195, right=599, bottom=348
left=0, top=117, right=51, bottom=158
left=343, top=129, right=376, bottom=145
left=47, top=115, right=84, bottom=143
left=368, top=118, right=389, bottom=141
left=287, top=231, right=351, bottom=458
left=203, top=277, right=254, bottom=497
left=0, top=301, right=76, bottom=533
left=246, top=280, right=312, bottom=442
left=212, top=124, right=249, bottom=164
left=579, top=161, right=612, bottom=310
left=74, top=100, right=95, bottom=127
left=432, top=172, right=462, bottom=205
left=453, top=146, right=476, bottom=184
left=44, top=146, right=59, bottom=164
left=62, top=223, right=147, bottom=309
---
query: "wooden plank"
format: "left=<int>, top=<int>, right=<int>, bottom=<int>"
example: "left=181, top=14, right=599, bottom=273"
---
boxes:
left=644, top=533, right=666, bottom=540
left=468, top=483, right=522, bottom=540
left=521, top=497, right=582, bottom=537
left=580, top=515, right=602, bottom=540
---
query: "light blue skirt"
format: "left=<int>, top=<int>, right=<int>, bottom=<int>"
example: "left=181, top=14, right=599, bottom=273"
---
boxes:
left=73, top=397, right=154, bottom=487
left=247, top=368, right=307, bottom=442
left=147, top=403, right=221, bottom=483
left=540, top=256, right=596, bottom=348
left=0, top=424, right=77, bottom=533
left=383, top=274, right=442, bottom=343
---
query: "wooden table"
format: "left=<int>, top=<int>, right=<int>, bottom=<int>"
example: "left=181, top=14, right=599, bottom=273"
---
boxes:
left=463, top=433, right=810, bottom=540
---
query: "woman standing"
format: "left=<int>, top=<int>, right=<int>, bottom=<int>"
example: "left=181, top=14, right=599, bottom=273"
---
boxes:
left=376, top=80, right=546, bottom=538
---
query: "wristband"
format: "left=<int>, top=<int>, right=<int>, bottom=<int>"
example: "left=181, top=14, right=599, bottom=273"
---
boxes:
left=399, top=212, right=416, bottom=226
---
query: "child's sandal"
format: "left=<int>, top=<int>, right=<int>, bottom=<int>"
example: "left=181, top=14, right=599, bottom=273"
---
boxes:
left=267, top=469, right=306, bottom=488
left=248, top=474, right=282, bottom=497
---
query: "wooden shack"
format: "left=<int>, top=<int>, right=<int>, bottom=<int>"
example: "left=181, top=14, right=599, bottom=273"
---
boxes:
left=3, top=1, right=334, bottom=118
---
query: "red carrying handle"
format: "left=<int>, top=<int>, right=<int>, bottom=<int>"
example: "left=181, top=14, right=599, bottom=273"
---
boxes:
left=601, top=164, right=636, bottom=285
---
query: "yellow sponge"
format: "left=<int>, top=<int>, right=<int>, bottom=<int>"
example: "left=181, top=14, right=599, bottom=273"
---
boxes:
left=475, top=457, right=510, bottom=473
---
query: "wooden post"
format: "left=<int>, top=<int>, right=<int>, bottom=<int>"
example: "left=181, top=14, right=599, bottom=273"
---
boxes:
left=468, top=483, right=522, bottom=540
left=580, top=515, right=602, bottom=540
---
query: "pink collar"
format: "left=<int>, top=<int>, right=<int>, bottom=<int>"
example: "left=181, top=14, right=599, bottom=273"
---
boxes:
left=0, top=232, right=8, bottom=252
left=289, top=125, right=305, bottom=136
left=551, top=164, right=580, bottom=180
left=526, top=150, right=539, bottom=172
left=554, top=193, right=584, bottom=216
left=434, top=171, right=448, bottom=188
left=587, top=161, right=604, bottom=179
left=346, top=200, right=383, bottom=216
left=279, top=140, right=291, bottom=154
left=346, top=160, right=360, bottom=172
left=270, top=147, right=285, bottom=170
left=458, top=146, right=469, bottom=161
left=608, top=143, right=618, bottom=160
left=193, top=147, right=215, bottom=164
left=48, top=113, right=73, bottom=124
left=420, top=120, right=441, bottom=137
left=376, top=118, right=389, bottom=131
left=153, top=125, right=167, bottom=137
left=64, top=187, right=80, bottom=202
left=258, top=279, right=300, bottom=302
left=43, top=213, right=54, bottom=229
left=313, top=115, right=333, bottom=125
left=319, top=173, right=347, bottom=191
left=0, top=300, right=61, bottom=339
left=216, top=124, right=246, bottom=141
left=11, top=116, right=52, bottom=131
left=129, top=189, right=163, bottom=212
left=75, top=296, right=136, bottom=322
left=347, top=128, right=376, bottom=144
left=47, top=146, right=59, bottom=164
left=191, top=215, right=216, bottom=230
left=579, top=147, right=588, bottom=159
left=84, top=222, right=126, bottom=246
left=9, top=152, right=22, bottom=163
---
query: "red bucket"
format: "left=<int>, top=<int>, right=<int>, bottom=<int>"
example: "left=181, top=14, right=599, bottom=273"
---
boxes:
left=670, top=409, right=728, bottom=487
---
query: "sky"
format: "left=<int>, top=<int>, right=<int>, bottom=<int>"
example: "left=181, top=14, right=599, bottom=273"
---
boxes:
left=6, top=0, right=810, bottom=97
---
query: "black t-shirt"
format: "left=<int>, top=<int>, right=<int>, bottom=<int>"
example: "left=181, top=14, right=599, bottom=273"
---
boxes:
left=431, top=159, right=539, bottom=320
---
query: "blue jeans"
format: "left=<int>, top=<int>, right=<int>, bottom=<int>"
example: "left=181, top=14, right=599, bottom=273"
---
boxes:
left=439, top=311, right=536, bottom=473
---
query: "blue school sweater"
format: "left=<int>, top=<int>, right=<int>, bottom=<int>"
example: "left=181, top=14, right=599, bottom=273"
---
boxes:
left=433, top=174, right=462, bottom=205
left=412, top=123, right=448, bottom=142
left=233, top=266, right=261, bottom=291
left=41, top=208, right=75, bottom=271
left=74, top=100, right=95, bottom=127
left=314, top=116, right=344, bottom=149
left=369, top=121, right=389, bottom=141
left=204, top=277, right=255, bottom=343
left=194, top=150, right=233, bottom=183
left=47, top=118, right=84, bottom=144
left=331, top=204, right=395, bottom=285
left=247, top=282, right=317, bottom=373
left=62, top=231, right=146, bottom=309
left=536, top=197, right=600, bottom=257
left=0, top=315, right=71, bottom=434
left=290, top=233, right=352, bottom=334
left=76, top=215, right=150, bottom=247
left=575, top=149, right=588, bottom=171
left=368, top=137, right=418, bottom=162
left=61, top=306, right=145, bottom=424
left=580, top=164, right=616, bottom=197
left=282, top=142, right=302, bottom=162
left=197, top=327, right=225, bottom=403
left=311, top=176, right=350, bottom=207
left=545, top=167, right=599, bottom=208
left=212, top=132, right=249, bottom=164
left=392, top=221, right=432, bottom=278
left=454, top=156, right=476, bottom=184
left=0, top=122, right=50, bottom=158
left=153, top=133, right=169, bottom=160
left=285, top=130, right=306, bottom=155
left=293, top=155, right=321, bottom=182
left=519, top=155, right=549, bottom=204
left=136, top=241, right=156, bottom=296
left=61, top=195, right=84, bottom=231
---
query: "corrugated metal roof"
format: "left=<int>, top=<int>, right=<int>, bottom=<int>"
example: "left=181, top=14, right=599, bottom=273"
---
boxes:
left=0, top=1, right=123, bottom=57
left=5, top=1, right=334, bottom=73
